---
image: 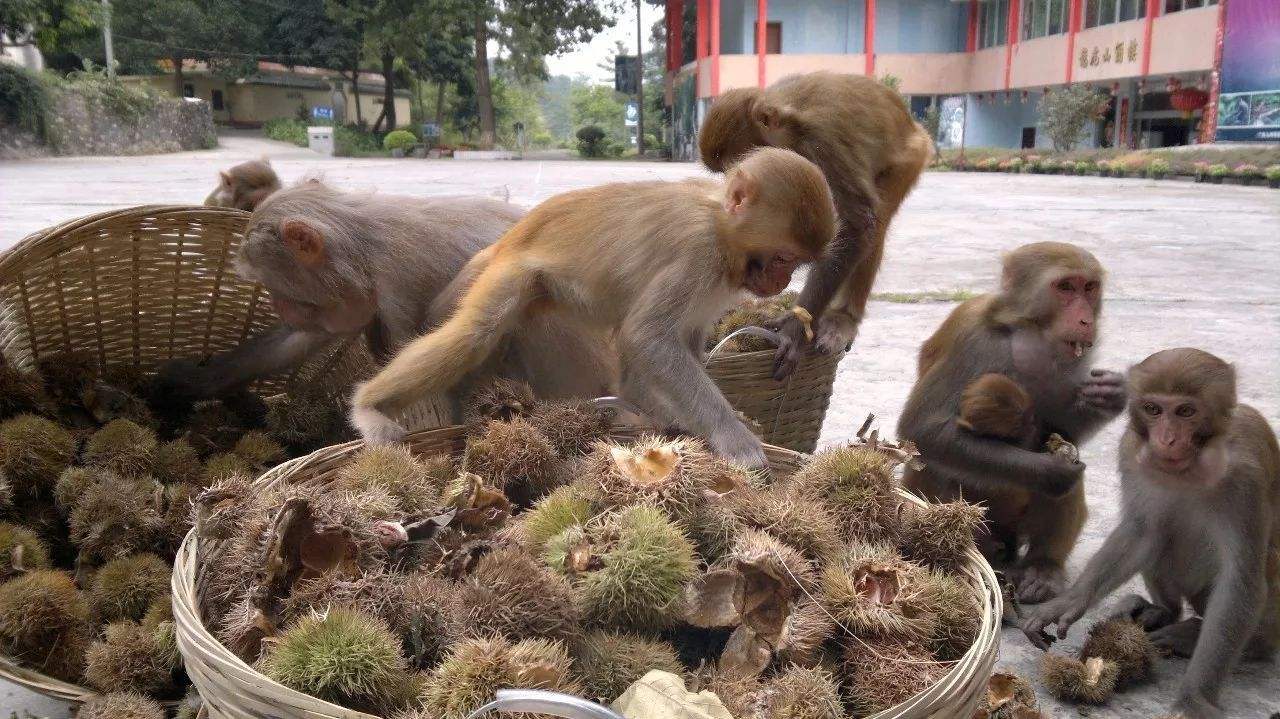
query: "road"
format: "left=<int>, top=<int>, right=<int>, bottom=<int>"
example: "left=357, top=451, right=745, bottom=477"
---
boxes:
left=1, top=133, right=1277, bottom=718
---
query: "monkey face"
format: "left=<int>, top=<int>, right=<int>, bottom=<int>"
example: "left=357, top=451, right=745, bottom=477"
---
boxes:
left=1048, top=274, right=1100, bottom=360
left=1134, top=393, right=1207, bottom=474
left=269, top=286, right=376, bottom=335
left=744, top=253, right=802, bottom=298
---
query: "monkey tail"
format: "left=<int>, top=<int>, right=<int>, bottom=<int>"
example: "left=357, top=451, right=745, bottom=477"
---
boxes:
left=354, top=259, right=534, bottom=414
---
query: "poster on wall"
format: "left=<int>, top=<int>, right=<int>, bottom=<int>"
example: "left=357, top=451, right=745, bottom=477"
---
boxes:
left=938, top=96, right=966, bottom=149
left=1215, top=0, right=1280, bottom=142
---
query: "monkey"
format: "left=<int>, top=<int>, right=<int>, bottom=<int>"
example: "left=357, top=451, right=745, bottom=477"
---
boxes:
left=1023, top=348, right=1280, bottom=719
left=203, top=159, right=282, bottom=212
left=958, top=373, right=1035, bottom=441
left=897, top=242, right=1127, bottom=603
left=349, top=147, right=836, bottom=469
left=156, top=180, right=617, bottom=413
left=698, top=71, right=934, bottom=378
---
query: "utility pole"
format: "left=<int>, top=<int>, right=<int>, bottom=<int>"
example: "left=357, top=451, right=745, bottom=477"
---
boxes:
left=636, top=0, right=645, bottom=155
left=101, top=0, right=115, bottom=78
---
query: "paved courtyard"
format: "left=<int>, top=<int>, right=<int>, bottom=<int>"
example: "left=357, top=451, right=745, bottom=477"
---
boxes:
left=1, top=134, right=1278, bottom=717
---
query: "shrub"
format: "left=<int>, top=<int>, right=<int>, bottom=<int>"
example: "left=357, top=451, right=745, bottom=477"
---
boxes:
left=0, top=63, right=48, bottom=142
left=1075, top=161, right=1093, bottom=174
left=263, top=118, right=308, bottom=147
left=1234, top=163, right=1262, bottom=178
left=335, top=124, right=383, bottom=156
left=976, top=157, right=998, bottom=172
left=382, top=130, right=417, bottom=152
left=54, top=62, right=160, bottom=122
left=1040, top=158, right=1060, bottom=174
left=1208, top=163, right=1229, bottom=177
left=1147, top=158, right=1170, bottom=179
left=576, top=125, right=607, bottom=157
left=1266, top=165, right=1280, bottom=182
left=1096, top=160, right=1111, bottom=176
left=1192, top=161, right=1211, bottom=181
left=997, top=157, right=1023, bottom=172
left=1039, top=84, right=1111, bottom=150
left=1021, top=159, right=1040, bottom=173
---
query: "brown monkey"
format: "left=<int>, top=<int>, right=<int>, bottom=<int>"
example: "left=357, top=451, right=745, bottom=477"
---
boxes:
left=898, top=242, right=1126, bottom=603
left=1024, top=348, right=1279, bottom=719
left=157, top=181, right=615, bottom=409
left=350, top=147, right=836, bottom=468
left=203, top=159, right=282, bottom=211
left=699, top=71, right=933, bottom=378
left=958, top=373, right=1035, bottom=440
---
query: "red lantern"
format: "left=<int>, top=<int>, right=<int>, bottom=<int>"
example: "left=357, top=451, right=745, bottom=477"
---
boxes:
left=1170, top=87, right=1209, bottom=117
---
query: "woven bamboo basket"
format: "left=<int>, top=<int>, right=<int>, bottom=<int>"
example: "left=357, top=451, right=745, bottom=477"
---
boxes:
left=173, top=424, right=1002, bottom=719
left=0, top=205, right=453, bottom=706
left=706, top=327, right=844, bottom=454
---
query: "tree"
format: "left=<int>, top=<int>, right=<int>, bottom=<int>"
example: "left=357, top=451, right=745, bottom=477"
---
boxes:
left=1, top=0, right=100, bottom=71
left=464, top=0, right=620, bottom=149
left=406, top=10, right=472, bottom=125
left=1039, top=84, right=1111, bottom=150
left=570, top=82, right=624, bottom=141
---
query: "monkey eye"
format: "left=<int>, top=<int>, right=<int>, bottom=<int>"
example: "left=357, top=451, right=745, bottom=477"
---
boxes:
left=1175, top=404, right=1197, bottom=418
left=1084, top=281, right=1099, bottom=292
left=1055, top=279, right=1074, bottom=292
left=1142, top=402, right=1162, bottom=417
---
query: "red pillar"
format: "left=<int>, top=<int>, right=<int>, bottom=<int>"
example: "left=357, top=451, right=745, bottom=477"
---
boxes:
left=864, top=0, right=876, bottom=76
left=757, top=0, right=768, bottom=87
left=711, top=0, right=721, bottom=95
left=966, top=0, right=978, bottom=53
left=1065, top=0, right=1082, bottom=82
left=1004, top=0, right=1021, bottom=89
left=696, top=0, right=708, bottom=62
left=668, top=0, right=684, bottom=71
left=1140, top=0, right=1160, bottom=76
left=1200, top=0, right=1228, bottom=143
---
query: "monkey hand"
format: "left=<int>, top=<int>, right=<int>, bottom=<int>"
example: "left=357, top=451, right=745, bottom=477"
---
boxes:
left=710, top=424, right=769, bottom=470
left=1081, top=369, right=1127, bottom=414
left=349, top=403, right=408, bottom=445
left=149, top=357, right=217, bottom=419
left=1038, top=453, right=1085, bottom=497
left=764, top=311, right=812, bottom=380
left=1021, top=593, right=1089, bottom=649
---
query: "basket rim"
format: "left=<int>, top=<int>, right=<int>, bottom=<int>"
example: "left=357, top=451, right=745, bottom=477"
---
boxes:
left=173, top=425, right=1002, bottom=719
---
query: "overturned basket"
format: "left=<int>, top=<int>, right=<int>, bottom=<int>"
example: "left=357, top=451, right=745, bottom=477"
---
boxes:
left=173, top=424, right=1001, bottom=719
left=707, top=327, right=844, bottom=454
left=0, top=205, right=450, bottom=706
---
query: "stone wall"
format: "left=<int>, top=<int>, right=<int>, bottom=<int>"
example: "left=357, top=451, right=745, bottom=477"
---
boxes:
left=38, top=89, right=217, bottom=156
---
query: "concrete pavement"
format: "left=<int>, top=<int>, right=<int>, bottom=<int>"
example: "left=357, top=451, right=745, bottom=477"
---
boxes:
left=1, top=133, right=1277, bottom=718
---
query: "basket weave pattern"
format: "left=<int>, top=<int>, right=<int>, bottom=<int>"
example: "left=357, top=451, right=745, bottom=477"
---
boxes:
left=173, top=425, right=1001, bottom=719
left=707, top=347, right=844, bottom=454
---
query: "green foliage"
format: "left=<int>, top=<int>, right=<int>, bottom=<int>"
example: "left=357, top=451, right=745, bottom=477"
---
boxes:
left=1038, top=84, right=1110, bottom=150
left=0, top=0, right=100, bottom=67
left=1234, top=163, right=1262, bottom=178
left=1266, top=165, right=1280, bottom=182
left=1208, top=163, right=1229, bottom=177
left=263, top=118, right=308, bottom=147
left=576, top=124, right=608, bottom=157
left=1146, top=158, right=1170, bottom=179
left=336, top=124, right=385, bottom=156
left=383, top=129, right=417, bottom=152
left=921, top=105, right=942, bottom=142
left=0, top=63, right=49, bottom=141
left=44, top=61, right=162, bottom=121
left=571, top=82, right=624, bottom=138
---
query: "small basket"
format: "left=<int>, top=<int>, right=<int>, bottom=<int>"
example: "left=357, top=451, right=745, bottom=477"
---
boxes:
left=0, top=205, right=452, bottom=705
left=173, top=424, right=1001, bottom=719
left=707, top=326, right=845, bottom=454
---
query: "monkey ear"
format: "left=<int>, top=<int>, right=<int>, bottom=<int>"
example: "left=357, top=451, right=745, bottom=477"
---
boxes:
left=219, top=171, right=232, bottom=187
left=281, top=220, right=326, bottom=267
left=723, top=169, right=760, bottom=216
left=752, top=100, right=794, bottom=133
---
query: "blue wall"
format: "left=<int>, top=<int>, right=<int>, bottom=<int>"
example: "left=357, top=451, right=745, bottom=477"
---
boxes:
left=964, top=92, right=1051, bottom=148
left=875, top=0, right=967, bottom=53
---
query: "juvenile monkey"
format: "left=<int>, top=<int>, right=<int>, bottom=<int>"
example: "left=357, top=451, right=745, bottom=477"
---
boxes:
left=899, top=242, right=1126, bottom=603
left=158, top=181, right=615, bottom=410
left=699, top=71, right=934, bottom=378
left=350, top=147, right=836, bottom=468
left=958, top=373, right=1035, bottom=441
left=1024, top=348, right=1280, bottom=719
left=203, top=159, right=282, bottom=211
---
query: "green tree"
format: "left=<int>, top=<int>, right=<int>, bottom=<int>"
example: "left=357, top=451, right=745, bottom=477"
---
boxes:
left=1039, top=84, right=1110, bottom=150
left=0, top=0, right=100, bottom=71
left=406, top=10, right=472, bottom=125
left=464, top=0, right=621, bottom=149
left=570, top=82, right=624, bottom=141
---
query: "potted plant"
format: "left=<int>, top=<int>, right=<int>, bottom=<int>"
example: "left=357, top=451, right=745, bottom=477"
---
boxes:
left=382, top=130, right=417, bottom=158
left=1147, top=159, right=1170, bottom=180
left=1193, top=161, right=1211, bottom=183
left=1076, top=161, right=1094, bottom=175
left=1234, top=164, right=1262, bottom=186
left=1207, top=164, right=1228, bottom=184
left=1266, top=165, right=1280, bottom=189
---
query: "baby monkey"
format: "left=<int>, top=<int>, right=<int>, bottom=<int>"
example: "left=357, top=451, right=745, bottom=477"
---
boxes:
left=204, top=159, right=281, bottom=212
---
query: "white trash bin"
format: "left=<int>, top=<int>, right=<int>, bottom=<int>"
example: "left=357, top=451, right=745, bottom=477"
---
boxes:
left=307, top=126, right=334, bottom=156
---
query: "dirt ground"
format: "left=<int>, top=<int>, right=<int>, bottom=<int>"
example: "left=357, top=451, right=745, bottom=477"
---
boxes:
left=1, top=132, right=1277, bottom=717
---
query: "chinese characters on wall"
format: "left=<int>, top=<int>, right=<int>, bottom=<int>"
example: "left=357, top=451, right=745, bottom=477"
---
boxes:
left=1079, top=39, right=1139, bottom=68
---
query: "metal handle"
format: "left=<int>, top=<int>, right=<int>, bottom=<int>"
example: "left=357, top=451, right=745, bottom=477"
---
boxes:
left=464, top=689, right=626, bottom=719
left=706, top=325, right=783, bottom=361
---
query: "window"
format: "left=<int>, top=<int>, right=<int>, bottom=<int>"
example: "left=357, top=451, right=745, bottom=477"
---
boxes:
left=1165, top=0, right=1215, bottom=12
left=753, top=22, right=781, bottom=54
left=211, top=89, right=224, bottom=111
left=979, top=0, right=1010, bottom=48
left=182, top=83, right=194, bottom=98
left=1022, top=0, right=1069, bottom=39
left=1086, top=0, right=1150, bottom=26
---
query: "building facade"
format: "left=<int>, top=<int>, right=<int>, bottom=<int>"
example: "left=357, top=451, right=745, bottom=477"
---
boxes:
left=663, top=0, right=1232, bottom=157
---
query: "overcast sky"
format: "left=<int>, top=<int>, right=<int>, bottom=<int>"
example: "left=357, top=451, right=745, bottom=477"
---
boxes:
left=543, top=2, right=648, bottom=82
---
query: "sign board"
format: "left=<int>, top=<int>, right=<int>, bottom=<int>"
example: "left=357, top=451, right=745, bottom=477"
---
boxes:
left=624, top=101, right=639, bottom=127
left=615, top=55, right=639, bottom=95
left=421, top=122, right=442, bottom=138
left=311, top=106, right=334, bottom=121
left=1216, top=0, right=1280, bottom=142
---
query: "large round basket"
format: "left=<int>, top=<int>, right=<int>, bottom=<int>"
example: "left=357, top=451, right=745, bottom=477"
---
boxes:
left=173, top=425, right=1002, bottom=719
left=0, top=206, right=449, bottom=706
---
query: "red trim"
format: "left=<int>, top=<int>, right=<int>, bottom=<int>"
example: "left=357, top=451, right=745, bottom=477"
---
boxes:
left=1065, top=0, right=1081, bottom=82
left=757, top=0, right=767, bottom=87
left=864, top=0, right=876, bottom=76
left=696, top=0, right=707, bottom=62
left=1004, top=0, right=1020, bottom=89
left=1201, top=0, right=1228, bottom=143
left=966, top=0, right=978, bottom=53
left=1140, top=0, right=1160, bottom=75
left=711, top=0, right=721, bottom=95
